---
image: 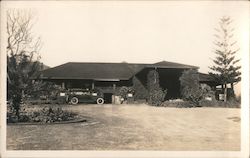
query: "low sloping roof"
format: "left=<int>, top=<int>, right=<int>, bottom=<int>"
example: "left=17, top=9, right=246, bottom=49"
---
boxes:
left=127, top=61, right=198, bottom=74
left=35, top=61, right=198, bottom=81
left=149, top=61, right=199, bottom=69
left=37, top=62, right=135, bottom=80
left=199, top=73, right=215, bottom=82
left=127, top=63, right=148, bottom=74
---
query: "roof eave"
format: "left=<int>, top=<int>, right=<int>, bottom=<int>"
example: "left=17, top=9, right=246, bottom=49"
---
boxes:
left=146, top=66, right=199, bottom=69
left=37, top=76, right=130, bottom=81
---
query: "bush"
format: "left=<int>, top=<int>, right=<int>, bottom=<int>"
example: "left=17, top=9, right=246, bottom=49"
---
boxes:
left=30, top=106, right=77, bottom=123
left=7, top=106, right=78, bottom=123
left=200, top=84, right=216, bottom=100
left=148, top=89, right=167, bottom=106
left=147, top=70, right=167, bottom=106
left=133, top=76, right=148, bottom=100
left=26, top=81, right=63, bottom=100
left=115, top=86, right=134, bottom=99
left=199, top=99, right=240, bottom=108
left=179, top=70, right=215, bottom=106
left=161, top=99, right=193, bottom=108
left=181, top=86, right=203, bottom=106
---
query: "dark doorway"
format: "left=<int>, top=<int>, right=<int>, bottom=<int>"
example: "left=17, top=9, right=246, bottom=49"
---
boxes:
left=104, top=93, right=113, bottom=104
left=158, top=68, right=183, bottom=100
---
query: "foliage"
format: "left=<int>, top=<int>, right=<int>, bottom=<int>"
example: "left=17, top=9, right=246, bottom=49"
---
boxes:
left=161, top=99, right=240, bottom=108
left=162, top=100, right=194, bottom=108
left=147, top=70, right=167, bottom=106
left=7, top=106, right=78, bottom=123
left=200, top=84, right=216, bottom=100
left=115, top=86, right=134, bottom=99
left=132, top=76, right=148, bottom=100
left=199, top=99, right=240, bottom=108
left=180, top=68, right=239, bottom=108
left=23, top=81, right=66, bottom=105
left=147, top=69, right=160, bottom=90
left=209, top=16, right=241, bottom=102
left=148, top=89, right=167, bottom=106
left=7, top=9, right=42, bottom=119
left=180, top=69, right=204, bottom=106
left=27, top=81, right=63, bottom=99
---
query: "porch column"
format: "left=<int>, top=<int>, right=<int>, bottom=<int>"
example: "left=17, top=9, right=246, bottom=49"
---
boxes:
left=113, top=83, right=117, bottom=104
left=62, top=82, right=65, bottom=89
left=113, top=83, right=116, bottom=92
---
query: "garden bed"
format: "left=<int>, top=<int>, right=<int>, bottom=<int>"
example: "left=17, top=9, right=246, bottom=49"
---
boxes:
left=7, top=105, right=84, bottom=124
left=7, top=117, right=87, bottom=125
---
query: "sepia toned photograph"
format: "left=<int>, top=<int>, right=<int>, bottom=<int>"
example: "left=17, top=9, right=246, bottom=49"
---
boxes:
left=0, top=1, right=249, bottom=157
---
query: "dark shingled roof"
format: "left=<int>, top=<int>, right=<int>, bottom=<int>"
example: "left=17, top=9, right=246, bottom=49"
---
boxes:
left=36, top=61, right=199, bottom=81
left=38, top=62, right=135, bottom=80
left=150, top=61, right=199, bottom=69
left=127, top=61, right=198, bottom=74
left=199, top=73, right=215, bottom=82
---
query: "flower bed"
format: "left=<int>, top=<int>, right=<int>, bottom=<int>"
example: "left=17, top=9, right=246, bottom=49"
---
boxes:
left=7, top=105, right=81, bottom=124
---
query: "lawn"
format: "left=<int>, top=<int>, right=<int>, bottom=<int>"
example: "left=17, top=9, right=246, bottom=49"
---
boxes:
left=7, top=104, right=240, bottom=150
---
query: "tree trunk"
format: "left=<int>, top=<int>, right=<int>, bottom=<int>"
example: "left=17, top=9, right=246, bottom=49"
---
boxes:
left=224, top=84, right=227, bottom=102
left=231, top=83, right=235, bottom=98
left=16, top=109, right=20, bottom=121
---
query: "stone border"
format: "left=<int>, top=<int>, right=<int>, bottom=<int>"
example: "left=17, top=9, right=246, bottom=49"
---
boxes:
left=7, top=117, right=88, bottom=126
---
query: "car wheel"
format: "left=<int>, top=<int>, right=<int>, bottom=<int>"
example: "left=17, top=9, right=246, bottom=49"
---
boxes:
left=96, top=98, right=104, bottom=104
left=71, top=97, right=79, bottom=105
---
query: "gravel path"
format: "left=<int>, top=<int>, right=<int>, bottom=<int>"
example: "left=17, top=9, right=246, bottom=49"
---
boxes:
left=7, top=104, right=240, bottom=150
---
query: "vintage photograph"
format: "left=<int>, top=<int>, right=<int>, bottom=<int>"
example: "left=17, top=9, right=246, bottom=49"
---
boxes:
left=1, top=0, right=249, bottom=157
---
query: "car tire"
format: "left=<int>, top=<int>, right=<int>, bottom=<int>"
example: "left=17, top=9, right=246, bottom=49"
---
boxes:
left=71, top=97, right=79, bottom=105
left=96, top=98, right=104, bottom=104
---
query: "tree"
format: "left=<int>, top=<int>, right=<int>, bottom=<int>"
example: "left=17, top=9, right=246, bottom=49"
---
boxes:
left=209, top=16, right=241, bottom=102
left=179, top=69, right=203, bottom=106
left=132, top=76, right=148, bottom=100
left=7, top=9, right=42, bottom=119
left=147, top=69, right=167, bottom=106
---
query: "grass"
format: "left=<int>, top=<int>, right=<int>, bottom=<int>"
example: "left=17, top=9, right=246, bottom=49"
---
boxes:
left=7, top=104, right=240, bottom=150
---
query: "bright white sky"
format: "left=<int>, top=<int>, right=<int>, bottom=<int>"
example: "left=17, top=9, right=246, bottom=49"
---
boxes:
left=1, top=1, right=249, bottom=95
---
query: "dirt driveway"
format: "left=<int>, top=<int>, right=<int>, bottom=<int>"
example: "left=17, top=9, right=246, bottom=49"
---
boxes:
left=7, top=104, right=240, bottom=150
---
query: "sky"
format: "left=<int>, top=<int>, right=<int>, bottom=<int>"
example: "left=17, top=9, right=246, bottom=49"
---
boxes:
left=1, top=1, right=249, bottom=95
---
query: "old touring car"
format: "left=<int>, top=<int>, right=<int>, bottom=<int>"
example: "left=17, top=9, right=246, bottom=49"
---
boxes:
left=64, top=89, right=104, bottom=105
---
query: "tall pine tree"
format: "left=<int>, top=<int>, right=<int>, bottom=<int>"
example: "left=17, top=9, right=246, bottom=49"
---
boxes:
left=209, top=16, right=241, bottom=102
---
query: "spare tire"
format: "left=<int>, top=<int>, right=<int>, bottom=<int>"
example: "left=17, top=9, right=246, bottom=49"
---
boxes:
left=71, top=97, right=79, bottom=105
left=96, top=98, right=104, bottom=104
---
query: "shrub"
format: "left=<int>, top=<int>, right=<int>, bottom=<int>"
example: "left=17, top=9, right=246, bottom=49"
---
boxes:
left=226, top=98, right=241, bottom=108
left=27, top=81, right=63, bottom=100
left=200, top=84, right=215, bottom=99
left=147, top=70, right=167, bottom=106
left=181, top=86, right=203, bottom=106
left=161, top=99, right=193, bottom=108
left=180, top=69, right=207, bottom=106
left=29, top=106, right=77, bottom=123
left=199, top=99, right=240, bottom=108
left=7, top=106, right=78, bottom=123
left=115, top=86, right=134, bottom=99
left=148, top=89, right=167, bottom=106
left=133, top=76, right=148, bottom=100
